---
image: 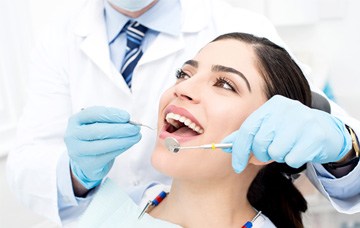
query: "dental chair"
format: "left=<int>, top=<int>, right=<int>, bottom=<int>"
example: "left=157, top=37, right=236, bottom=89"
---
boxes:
left=311, top=92, right=331, bottom=114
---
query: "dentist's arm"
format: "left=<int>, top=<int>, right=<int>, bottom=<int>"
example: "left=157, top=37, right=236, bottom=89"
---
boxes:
left=64, top=106, right=142, bottom=196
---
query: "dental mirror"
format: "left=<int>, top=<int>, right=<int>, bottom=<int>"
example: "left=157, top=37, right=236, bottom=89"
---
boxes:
left=165, top=137, right=181, bottom=153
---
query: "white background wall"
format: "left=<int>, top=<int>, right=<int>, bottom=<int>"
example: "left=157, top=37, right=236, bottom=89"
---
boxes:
left=1, top=0, right=360, bottom=227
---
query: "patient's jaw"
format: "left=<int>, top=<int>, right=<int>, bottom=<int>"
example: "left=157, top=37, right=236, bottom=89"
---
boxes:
left=151, top=39, right=268, bottom=181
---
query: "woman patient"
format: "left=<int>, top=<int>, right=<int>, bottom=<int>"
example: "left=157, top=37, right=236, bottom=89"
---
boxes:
left=79, top=32, right=310, bottom=228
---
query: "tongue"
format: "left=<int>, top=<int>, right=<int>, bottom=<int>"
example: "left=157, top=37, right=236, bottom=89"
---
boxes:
left=172, top=126, right=198, bottom=137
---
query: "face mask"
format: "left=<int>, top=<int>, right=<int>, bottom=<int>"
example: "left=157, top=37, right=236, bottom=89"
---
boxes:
left=108, top=0, right=155, bottom=12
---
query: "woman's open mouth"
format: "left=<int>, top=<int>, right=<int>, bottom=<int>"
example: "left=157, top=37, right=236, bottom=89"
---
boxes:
left=165, top=112, right=204, bottom=135
left=159, top=105, right=204, bottom=142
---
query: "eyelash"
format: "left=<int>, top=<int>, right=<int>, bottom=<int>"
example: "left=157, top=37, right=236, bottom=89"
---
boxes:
left=175, top=69, right=237, bottom=92
left=214, top=77, right=236, bottom=92
left=175, top=69, right=190, bottom=80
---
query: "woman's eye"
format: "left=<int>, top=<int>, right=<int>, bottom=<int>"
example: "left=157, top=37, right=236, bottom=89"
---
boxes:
left=175, top=69, right=191, bottom=80
left=214, top=77, right=236, bottom=92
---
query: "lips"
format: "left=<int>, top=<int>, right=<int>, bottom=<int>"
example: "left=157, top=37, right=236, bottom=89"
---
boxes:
left=159, top=105, right=204, bottom=142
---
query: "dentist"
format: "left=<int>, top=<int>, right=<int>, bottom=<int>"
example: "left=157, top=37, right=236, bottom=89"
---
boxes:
left=6, top=0, right=360, bottom=226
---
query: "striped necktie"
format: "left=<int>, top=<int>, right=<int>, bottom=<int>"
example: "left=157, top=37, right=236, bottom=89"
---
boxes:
left=121, top=21, right=148, bottom=88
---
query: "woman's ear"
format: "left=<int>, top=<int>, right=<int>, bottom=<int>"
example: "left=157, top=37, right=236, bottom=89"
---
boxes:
left=248, top=153, right=273, bottom=166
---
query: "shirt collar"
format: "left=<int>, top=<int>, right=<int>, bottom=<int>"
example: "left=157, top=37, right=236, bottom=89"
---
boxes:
left=104, top=0, right=181, bottom=44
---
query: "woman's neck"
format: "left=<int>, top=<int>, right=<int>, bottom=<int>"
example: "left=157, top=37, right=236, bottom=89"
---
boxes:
left=150, top=174, right=257, bottom=228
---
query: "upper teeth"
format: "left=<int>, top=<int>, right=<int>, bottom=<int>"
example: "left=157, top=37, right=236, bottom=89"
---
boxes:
left=166, top=112, right=204, bottom=134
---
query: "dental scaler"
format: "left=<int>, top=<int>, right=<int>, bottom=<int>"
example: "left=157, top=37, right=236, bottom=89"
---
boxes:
left=165, top=137, right=232, bottom=153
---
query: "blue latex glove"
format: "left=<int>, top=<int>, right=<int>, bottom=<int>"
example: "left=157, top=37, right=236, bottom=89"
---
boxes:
left=222, top=95, right=352, bottom=173
left=64, top=106, right=141, bottom=189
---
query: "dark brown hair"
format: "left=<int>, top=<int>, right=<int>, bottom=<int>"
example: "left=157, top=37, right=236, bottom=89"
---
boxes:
left=212, top=33, right=311, bottom=228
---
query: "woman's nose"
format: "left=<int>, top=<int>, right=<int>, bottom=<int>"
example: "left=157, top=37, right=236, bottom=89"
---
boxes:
left=173, top=77, right=202, bottom=103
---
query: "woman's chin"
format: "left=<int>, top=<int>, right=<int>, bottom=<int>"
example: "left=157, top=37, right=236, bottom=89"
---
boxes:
left=151, top=145, right=175, bottom=176
left=151, top=144, right=194, bottom=179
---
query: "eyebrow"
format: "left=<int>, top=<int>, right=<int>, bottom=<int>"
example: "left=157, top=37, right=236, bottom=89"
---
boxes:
left=183, top=60, right=251, bottom=92
left=212, top=65, right=251, bottom=92
left=184, top=60, right=198, bottom=68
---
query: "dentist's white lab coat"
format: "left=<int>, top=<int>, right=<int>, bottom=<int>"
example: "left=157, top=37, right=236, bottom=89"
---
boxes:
left=6, top=0, right=360, bottom=225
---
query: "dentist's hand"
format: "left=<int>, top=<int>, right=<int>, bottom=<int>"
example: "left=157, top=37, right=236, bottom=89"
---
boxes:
left=64, top=106, right=141, bottom=190
left=221, top=95, right=352, bottom=173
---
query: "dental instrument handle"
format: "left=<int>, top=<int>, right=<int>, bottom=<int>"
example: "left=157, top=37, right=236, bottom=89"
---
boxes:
left=203, top=143, right=232, bottom=150
left=176, top=143, right=232, bottom=151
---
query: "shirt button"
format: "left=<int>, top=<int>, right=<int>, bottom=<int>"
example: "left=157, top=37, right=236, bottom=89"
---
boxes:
left=133, top=180, right=140, bottom=186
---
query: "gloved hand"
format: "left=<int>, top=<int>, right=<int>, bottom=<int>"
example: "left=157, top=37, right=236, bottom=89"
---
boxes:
left=64, top=106, right=141, bottom=189
left=221, top=95, right=352, bottom=173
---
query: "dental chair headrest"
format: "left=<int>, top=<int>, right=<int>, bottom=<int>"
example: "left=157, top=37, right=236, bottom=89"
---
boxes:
left=311, top=92, right=331, bottom=114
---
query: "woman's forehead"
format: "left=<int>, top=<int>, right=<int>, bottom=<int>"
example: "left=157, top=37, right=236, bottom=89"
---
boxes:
left=196, top=40, right=255, bottom=61
left=193, top=40, right=257, bottom=71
